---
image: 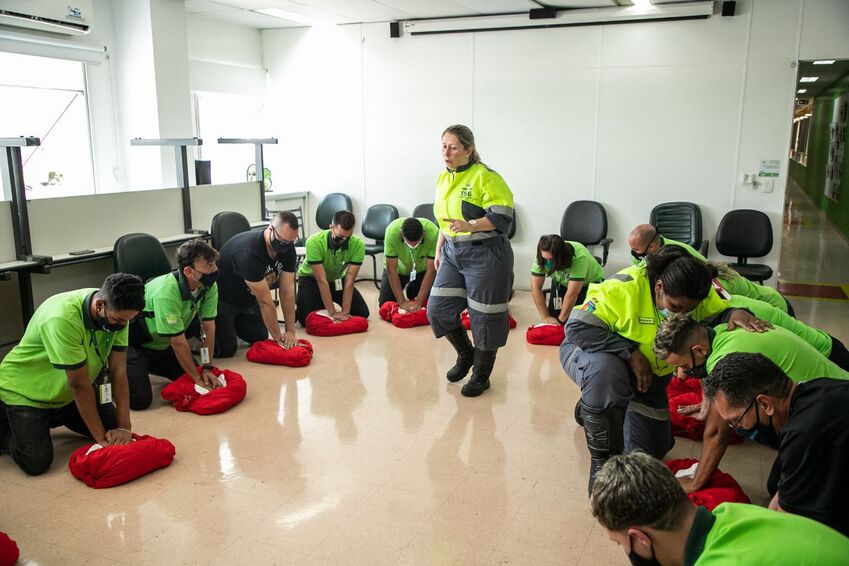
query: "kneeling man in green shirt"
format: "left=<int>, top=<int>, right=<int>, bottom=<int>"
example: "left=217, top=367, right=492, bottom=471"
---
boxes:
left=591, top=451, right=849, bottom=565
left=0, top=274, right=144, bottom=475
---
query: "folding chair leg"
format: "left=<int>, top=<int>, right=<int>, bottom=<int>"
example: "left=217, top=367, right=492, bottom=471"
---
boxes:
left=372, top=255, right=380, bottom=290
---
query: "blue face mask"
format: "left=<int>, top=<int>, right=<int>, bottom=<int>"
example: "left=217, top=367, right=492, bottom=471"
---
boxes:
left=544, top=259, right=553, bottom=271
left=658, top=308, right=671, bottom=319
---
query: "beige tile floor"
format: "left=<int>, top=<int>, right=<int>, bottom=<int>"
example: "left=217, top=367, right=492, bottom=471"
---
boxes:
left=2, top=188, right=848, bottom=565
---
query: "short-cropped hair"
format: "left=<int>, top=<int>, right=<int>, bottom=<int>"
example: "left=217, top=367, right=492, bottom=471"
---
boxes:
left=591, top=452, right=691, bottom=532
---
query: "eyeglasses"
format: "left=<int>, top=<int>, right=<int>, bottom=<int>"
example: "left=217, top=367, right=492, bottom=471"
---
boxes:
left=728, top=397, right=757, bottom=433
left=271, top=226, right=295, bottom=245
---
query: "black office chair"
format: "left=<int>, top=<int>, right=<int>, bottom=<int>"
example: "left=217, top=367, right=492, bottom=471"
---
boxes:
left=211, top=211, right=251, bottom=251
left=560, top=200, right=613, bottom=266
left=650, top=202, right=709, bottom=257
left=361, top=204, right=399, bottom=289
left=715, top=209, right=774, bottom=283
left=113, top=233, right=171, bottom=283
left=412, top=203, right=436, bottom=224
left=315, top=192, right=353, bottom=230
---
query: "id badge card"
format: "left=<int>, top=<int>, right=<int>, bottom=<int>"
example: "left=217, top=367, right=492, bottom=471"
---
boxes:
left=553, top=296, right=563, bottom=310
left=335, top=279, right=343, bottom=292
left=200, top=346, right=210, bottom=365
left=409, top=267, right=417, bottom=282
left=99, top=383, right=112, bottom=404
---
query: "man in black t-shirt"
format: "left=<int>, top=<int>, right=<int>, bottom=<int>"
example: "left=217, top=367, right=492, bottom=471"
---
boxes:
left=704, top=352, right=849, bottom=537
left=215, top=211, right=300, bottom=358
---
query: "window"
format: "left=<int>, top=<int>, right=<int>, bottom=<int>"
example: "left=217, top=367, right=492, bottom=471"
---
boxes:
left=193, top=92, right=267, bottom=186
left=0, top=52, right=96, bottom=199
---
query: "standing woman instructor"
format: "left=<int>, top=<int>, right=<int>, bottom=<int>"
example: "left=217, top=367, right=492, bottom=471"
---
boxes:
left=428, top=125, right=514, bottom=397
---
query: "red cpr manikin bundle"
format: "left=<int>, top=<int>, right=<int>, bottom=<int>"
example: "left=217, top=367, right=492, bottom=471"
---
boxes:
left=665, top=458, right=751, bottom=510
left=525, top=323, right=565, bottom=346
left=68, top=434, right=176, bottom=488
left=160, top=367, right=247, bottom=414
left=246, top=339, right=314, bottom=366
left=378, top=301, right=430, bottom=328
left=305, top=310, right=369, bottom=336
left=668, top=377, right=742, bottom=444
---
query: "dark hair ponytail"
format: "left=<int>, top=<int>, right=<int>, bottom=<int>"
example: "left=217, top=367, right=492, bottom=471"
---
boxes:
left=646, top=247, right=712, bottom=301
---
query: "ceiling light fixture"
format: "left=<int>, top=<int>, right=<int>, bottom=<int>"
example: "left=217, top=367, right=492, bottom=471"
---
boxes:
left=812, top=60, right=835, bottom=65
left=797, top=89, right=807, bottom=94
left=799, top=76, right=819, bottom=82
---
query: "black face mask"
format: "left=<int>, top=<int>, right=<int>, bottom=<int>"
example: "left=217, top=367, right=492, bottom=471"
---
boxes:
left=331, top=234, right=348, bottom=247
left=96, top=306, right=126, bottom=332
left=684, top=349, right=708, bottom=379
left=271, top=238, right=292, bottom=254
left=628, top=536, right=660, bottom=566
left=734, top=407, right=774, bottom=443
left=631, top=249, right=647, bottom=262
left=198, top=271, right=219, bottom=287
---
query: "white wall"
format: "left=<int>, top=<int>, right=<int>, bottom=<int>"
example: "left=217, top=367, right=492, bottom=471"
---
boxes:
left=186, top=15, right=266, bottom=96
left=260, top=0, right=849, bottom=287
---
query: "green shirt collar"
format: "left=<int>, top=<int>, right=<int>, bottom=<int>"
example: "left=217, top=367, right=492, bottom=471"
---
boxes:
left=684, top=506, right=716, bottom=566
left=174, top=269, right=193, bottom=301
left=82, top=290, right=98, bottom=330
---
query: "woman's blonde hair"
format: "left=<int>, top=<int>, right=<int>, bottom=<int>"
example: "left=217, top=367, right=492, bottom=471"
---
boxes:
left=442, top=124, right=481, bottom=164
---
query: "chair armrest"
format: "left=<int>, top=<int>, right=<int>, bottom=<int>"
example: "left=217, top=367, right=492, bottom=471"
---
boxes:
left=699, top=239, right=709, bottom=258
left=599, top=238, right=614, bottom=266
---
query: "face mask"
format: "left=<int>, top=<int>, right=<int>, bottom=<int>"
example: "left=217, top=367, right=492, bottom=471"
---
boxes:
left=197, top=270, right=219, bottom=287
left=733, top=402, right=772, bottom=442
left=544, top=259, right=553, bottom=271
left=332, top=234, right=348, bottom=247
left=658, top=308, right=671, bottom=319
left=631, top=250, right=647, bottom=262
left=684, top=349, right=708, bottom=379
left=627, top=536, right=661, bottom=566
left=96, top=305, right=125, bottom=332
left=271, top=238, right=292, bottom=254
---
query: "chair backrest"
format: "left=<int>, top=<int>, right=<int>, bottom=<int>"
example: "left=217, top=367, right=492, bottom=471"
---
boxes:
left=412, top=203, right=436, bottom=224
left=284, top=206, right=307, bottom=245
left=113, top=233, right=171, bottom=283
left=315, top=192, right=353, bottom=230
left=649, top=202, right=703, bottom=247
left=715, top=209, right=773, bottom=258
left=560, top=200, right=608, bottom=245
left=211, top=211, right=251, bottom=251
left=362, top=204, right=400, bottom=241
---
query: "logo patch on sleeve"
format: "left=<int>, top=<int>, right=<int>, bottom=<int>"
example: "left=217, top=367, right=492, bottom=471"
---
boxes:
left=165, top=314, right=179, bottom=325
left=581, top=300, right=597, bottom=313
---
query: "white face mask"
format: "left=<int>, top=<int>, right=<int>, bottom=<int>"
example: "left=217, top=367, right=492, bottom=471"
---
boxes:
left=405, top=240, right=421, bottom=250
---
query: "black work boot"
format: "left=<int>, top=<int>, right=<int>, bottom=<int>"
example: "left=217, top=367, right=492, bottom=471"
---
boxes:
left=574, top=399, right=584, bottom=427
left=444, top=327, right=474, bottom=383
left=461, top=348, right=496, bottom=397
left=582, top=403, right=625, bottom=496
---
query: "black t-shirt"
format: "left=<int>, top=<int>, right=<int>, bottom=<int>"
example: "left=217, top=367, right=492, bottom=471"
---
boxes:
left=217, top=229, right=296, bottom=307
left=778, top=378, right=849, bottom=536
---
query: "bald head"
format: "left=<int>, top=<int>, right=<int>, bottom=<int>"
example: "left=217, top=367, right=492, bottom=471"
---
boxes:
left=629, top=224, right=660, bottom=257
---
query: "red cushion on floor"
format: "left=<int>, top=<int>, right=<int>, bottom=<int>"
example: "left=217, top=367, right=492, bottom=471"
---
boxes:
left=68, top=434, right=175, bottom=489
left=526, top=323, right=565, bottom=346
left=305, top=310, right=369, bottom=336
left=0, top=531, right=19, bottom=566
left=665, top=458, right=751, bottom=510
left=378, top=301, right=430, bottom=328
left=246, top=339, right=314, bottom=367
left=461, top=310, right=517, bottom=330
left=667, top=378, right=743, bottom=444
left=161, top=367, right=247, bottom=415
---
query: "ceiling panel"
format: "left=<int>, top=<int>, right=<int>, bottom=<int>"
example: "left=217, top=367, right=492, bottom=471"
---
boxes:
left=545, top=1, right=622, bottom=7
left=194, top=8, right=305, bottom=27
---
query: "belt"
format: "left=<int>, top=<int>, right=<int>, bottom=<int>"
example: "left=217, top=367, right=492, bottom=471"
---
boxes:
left=449, top=234, right=507, bottom=248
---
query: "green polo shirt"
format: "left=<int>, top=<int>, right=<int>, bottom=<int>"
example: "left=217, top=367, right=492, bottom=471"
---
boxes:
left=718, top=273, right=788, bottom=312
left=706, top=324, right=849, bottom=381
left=531, top=241, right=605, bottom=288
left=728, top=295, right=832, bottom=356
left=297, top=230, right=365, bottom=281
left=685, top=504, right=849, bottom=565
left=382, top=217, right=438, bottom=276
left=140, top=271, right=218, bottom=351
left=631, top=236, right=707, bottom=266
left=0, top=289, right=128, bottom=409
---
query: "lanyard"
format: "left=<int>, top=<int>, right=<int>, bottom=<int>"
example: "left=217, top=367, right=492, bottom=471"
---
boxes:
left=89, top=330, right=109, bottom=381
left=188, top=289, right=208, bottom=343
left=330, top=247, right=347, bottom=279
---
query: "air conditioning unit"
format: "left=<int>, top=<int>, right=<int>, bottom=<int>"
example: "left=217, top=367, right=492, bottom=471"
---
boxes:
left=0, top=0, right=93, bottom=36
